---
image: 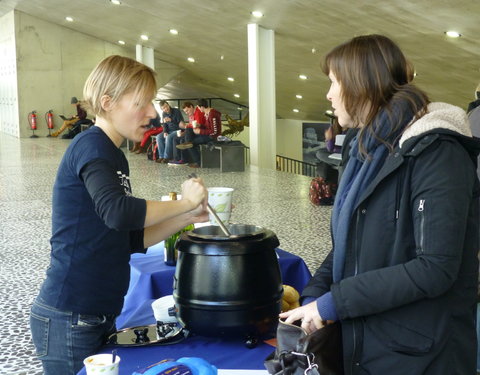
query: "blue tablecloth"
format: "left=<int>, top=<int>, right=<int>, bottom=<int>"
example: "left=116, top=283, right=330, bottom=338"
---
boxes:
left=77, top=246, right=312, bottom=375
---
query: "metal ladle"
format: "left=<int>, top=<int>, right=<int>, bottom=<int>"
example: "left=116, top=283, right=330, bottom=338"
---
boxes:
left=188, top=173, right=232, bottom=237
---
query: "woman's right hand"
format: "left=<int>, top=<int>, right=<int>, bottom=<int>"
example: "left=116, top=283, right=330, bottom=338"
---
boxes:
left=181, top=177, right=207, bottom=209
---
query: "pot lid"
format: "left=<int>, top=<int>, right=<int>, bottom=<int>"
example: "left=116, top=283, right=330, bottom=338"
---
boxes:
left=187, top=224, right=265, bottom=241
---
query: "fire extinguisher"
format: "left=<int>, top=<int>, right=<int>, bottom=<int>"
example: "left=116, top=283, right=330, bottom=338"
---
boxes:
left=28, top=111, right=39, bottom=138
left=45, top=110, right=54, bottom=137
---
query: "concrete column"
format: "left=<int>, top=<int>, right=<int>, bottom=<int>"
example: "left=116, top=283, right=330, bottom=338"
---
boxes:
left=135, top=44, right=143, bottom=63
left=136, top=45, right=155, bottom=70
left=247, top=23, right=276, bottom=169
left=142, top=47, right=154, bottom=70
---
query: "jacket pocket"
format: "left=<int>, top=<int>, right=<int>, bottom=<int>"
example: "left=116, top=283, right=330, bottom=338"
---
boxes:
left=413, top=198, right=427, bottom=255
left=366, top=316, right=434, bottom=355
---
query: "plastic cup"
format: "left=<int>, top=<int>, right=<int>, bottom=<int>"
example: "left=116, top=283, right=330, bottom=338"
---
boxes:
left=177, top=129, right=182, bottom=136
left=84, top=354, right=120, bottom=375
left=207, top=187, right=234, bottom=225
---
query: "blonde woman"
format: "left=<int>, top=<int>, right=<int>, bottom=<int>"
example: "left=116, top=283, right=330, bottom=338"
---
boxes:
left=30, top=55, right=208, bottom=374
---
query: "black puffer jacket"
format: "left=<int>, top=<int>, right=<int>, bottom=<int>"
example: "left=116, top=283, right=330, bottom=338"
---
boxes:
left=303, top=103, right=480, bottom=375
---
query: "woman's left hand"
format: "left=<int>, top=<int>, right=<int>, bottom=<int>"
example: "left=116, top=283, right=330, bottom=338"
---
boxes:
left=279, top=301, right=324, bottom=334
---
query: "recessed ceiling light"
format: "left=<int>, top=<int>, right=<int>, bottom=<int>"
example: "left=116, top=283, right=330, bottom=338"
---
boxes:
left=293, top=109, right=299, bottom=113
left=445, top=30, right=461, bottom=38
left=220, top=55, right=224, bottom=60
left=118, top=40, right=125, bottom=45
left=296, top=94, right=303, bottom=99
left=251, top=10, right=263, bottom=18
left=110, top=0, right=121, bottom=5
left=311, top=48, right=316, bottom=54
left=140, top=34, right=149, bottom=41
left=65, top=16, right=73, bottom=22
left=299, top=74, right=308, bottom=80
left=227, top=77, right=235, bottom=82
left=169, top=29, right=178, bottom=35
left=187, top=57, right=195, bottom=63
left=234, top=94, right=240, bottom=98
left=325, top=109, right=334, bottom=116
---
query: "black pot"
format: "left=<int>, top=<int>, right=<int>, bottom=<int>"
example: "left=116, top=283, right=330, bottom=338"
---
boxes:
left=173, top=224, right=283, bottom=340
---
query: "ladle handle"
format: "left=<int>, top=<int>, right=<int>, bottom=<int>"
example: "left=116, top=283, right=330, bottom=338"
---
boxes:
left=188, top=173, right=231, bottom=237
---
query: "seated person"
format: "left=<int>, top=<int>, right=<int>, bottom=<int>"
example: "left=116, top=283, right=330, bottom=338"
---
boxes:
left=132, top=111, right=162, bottom=154
left=52, top=97, right=90, bottom=137
left=155, top=100, right=186, bottom=163
left=177, top=99, right=221, bottom=168
left=169, top=101, right=207, bottom=166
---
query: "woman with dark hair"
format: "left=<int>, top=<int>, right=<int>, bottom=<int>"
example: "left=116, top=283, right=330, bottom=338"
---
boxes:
left=281, top=34, right=479, bottom=374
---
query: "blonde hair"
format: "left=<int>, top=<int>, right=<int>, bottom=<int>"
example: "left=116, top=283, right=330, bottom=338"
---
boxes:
left=82, top=55, right=157, bottom=117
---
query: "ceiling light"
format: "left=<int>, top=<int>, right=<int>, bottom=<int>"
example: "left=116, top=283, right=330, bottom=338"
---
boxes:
left=65, top=16, right=73, bottom=22
left=110, top=0, right=121, bottom=5
left=251, top=11, right=263, bottom=18
left=169, top=29, right=178, bottom=35
left=311, top=48, right=316, bottom=54
left=187, top=57, right=195, bottom=63
left=227, top=77, right=235, bottom=82
left=445, top=30, right=461, bottom=38
left=237, top=107, right=243, bottom=111
left=220, top=55, right=224, bottom=60
left=140, top=34, right=149, bottom=41
left=299, top=74, right=308, bottom=80
left=293, top=109, right=299, bottom=113
left=296, top=94, right=303, bottom=99
left=325, top=109, right=334, bottom=116
left=234, top=94, right=240, bottom=98
left=118, top=40, right=125, bottom=45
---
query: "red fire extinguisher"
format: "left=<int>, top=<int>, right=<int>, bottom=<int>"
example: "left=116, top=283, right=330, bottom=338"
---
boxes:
left=45, top=110, right=55, bottom=137
left=28, top=111, right=39, bottom=138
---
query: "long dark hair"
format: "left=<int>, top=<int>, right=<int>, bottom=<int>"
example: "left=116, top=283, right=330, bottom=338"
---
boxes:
left=323, top=34, right=429, bottom=156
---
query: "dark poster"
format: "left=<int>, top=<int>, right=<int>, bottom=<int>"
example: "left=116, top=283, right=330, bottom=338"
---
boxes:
left=302, top=122, right=330, bottom=164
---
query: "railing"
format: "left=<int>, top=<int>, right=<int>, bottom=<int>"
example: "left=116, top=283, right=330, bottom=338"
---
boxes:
left=276, top=155, right=316, bottom=177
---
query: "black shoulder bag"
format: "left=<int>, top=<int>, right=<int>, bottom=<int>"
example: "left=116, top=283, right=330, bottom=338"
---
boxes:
left=264, top=319, right=343, bottom=375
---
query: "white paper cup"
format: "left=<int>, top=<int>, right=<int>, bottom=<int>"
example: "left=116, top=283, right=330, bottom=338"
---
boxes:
left=84, top=354, right=120, bottom=375
left=208, top=187, right=234, bottom=225
left=177, top=129, right=183, bottom=136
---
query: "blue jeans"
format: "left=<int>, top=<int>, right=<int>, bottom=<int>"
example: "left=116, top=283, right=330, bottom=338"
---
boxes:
left=156, top=132, right=179, bottom=159
left=30, top=298, right=116, bottom=375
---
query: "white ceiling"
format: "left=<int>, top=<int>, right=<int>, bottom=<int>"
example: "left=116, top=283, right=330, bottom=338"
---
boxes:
left=2, top=0, right=480, bottom=120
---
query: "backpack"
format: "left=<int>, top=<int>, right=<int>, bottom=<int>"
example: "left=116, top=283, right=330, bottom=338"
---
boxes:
left=147, top=142, right=158, bottom=161
left=309, top=177, right=336, bottom=206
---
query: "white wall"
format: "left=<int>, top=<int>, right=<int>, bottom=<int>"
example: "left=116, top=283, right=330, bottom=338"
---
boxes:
left=226, top=118, right=322, bottom=162
left=6, top=10, right=184, bottom=138
left=0, top=11, right=19, bottom=137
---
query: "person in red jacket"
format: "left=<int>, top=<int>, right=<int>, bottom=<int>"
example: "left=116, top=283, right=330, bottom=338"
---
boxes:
left=176, top=99, right=222, bottom=168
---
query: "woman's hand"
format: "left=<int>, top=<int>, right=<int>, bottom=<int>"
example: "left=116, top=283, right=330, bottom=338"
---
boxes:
left=181, top=177, right=207, bottom=210
left=279, top=301, right=324, bottom=334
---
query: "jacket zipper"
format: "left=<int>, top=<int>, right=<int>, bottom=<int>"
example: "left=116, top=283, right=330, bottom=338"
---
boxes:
left=351, top=210, right=361, bottom=373
left=418, top=199, right=425, bottom=254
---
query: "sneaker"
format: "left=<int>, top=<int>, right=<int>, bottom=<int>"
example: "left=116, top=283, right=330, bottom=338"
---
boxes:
left=176, top=142, right=193, bottom=150
left=168, top=160, right=187, bottom=166
left=188, top=163, right=200, bottom=168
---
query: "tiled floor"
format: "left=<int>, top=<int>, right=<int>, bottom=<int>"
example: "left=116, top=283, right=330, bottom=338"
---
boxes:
left=0, top=132, right=332, bottom=375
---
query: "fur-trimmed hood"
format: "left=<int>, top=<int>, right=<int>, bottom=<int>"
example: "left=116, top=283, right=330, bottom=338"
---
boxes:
left=399, top=102, right=471, bottom=148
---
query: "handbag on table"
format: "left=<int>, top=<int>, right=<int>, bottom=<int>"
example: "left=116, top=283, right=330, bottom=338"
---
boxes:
left=264, top=319, right=343, bottom=375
